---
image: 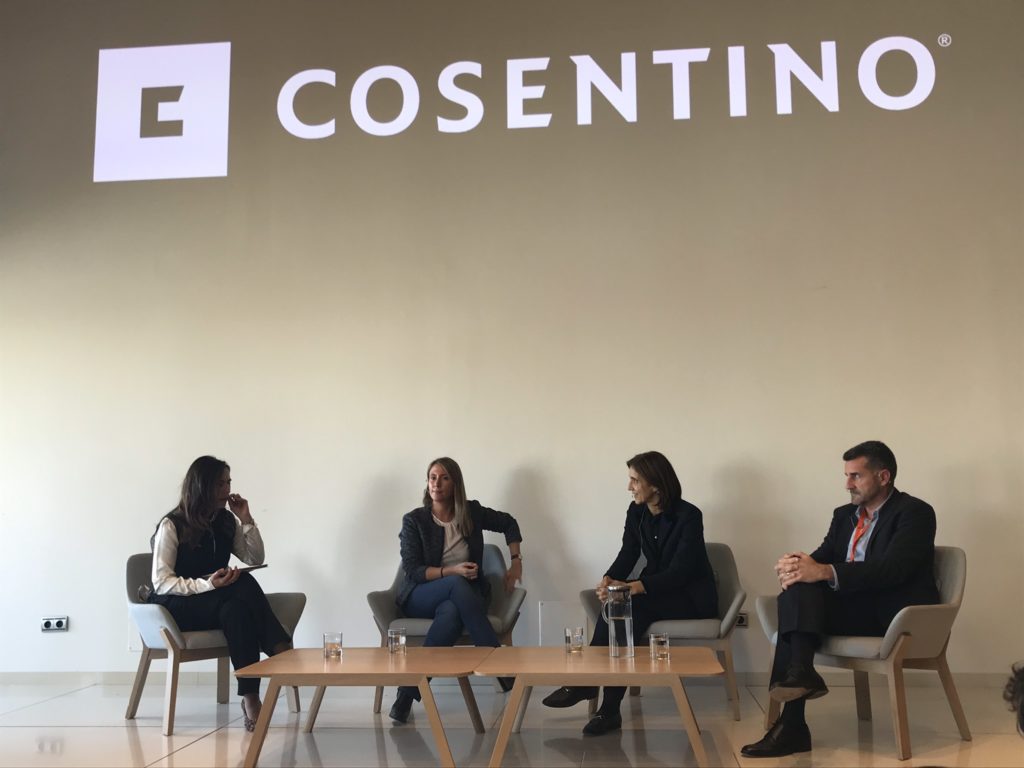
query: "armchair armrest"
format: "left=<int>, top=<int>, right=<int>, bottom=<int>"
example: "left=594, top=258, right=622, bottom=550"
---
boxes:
left=266, top=592, right=306, bottom=636
left=755, top=594, right=779, bottom=641
left=879, top=603, right=958, bottom=660
left=491, top=586, right=526, bottom=635
left=367, top=589, right=400, bottom=635
left=129, top=603, right=186, bottom=650
left=719, top=589, right=748, bottom=636
left=580, top=589, right=600, bottom=628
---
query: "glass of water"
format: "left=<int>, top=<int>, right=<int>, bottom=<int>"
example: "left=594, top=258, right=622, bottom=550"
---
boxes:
left=564, top=626, right=585, bottom=654
left=323, top=632, right=342, bottom=659
left=388, top=627, right=407, bottom=655
left=649, top=632, right=670, bottom=661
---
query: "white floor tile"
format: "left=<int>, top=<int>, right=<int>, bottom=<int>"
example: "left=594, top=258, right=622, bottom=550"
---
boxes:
left=0, top=681, right=1018, bottom=767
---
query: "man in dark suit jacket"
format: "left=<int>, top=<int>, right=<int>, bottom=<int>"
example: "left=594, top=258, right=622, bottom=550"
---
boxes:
left=742, top=440, right=940, bottom=758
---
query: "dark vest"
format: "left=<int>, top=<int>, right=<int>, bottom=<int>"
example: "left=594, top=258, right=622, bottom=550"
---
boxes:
left=165, top=509, right=235, bottom=577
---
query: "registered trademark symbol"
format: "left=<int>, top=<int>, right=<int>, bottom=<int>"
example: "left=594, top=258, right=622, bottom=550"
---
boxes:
left=937, top=34, right=952, bottom=47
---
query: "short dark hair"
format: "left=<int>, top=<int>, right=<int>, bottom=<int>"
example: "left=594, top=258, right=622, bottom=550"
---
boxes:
left=842, top=441, right=897, bottom=482
left=626, top=451, right=682, bottom=507
left=1005, top=663, right=1024, bottom=736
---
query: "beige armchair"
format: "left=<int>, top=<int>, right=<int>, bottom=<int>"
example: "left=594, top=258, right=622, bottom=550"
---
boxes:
left=580, top=542, right=747, bottom=719
left=755, top=545, right=971, bottom=760
left=125, top=552, right=306, bottom=735
left=341, top=543, right=525, bottom=724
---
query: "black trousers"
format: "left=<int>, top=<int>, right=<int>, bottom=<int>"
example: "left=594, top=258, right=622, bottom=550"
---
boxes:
left=590, top=594, right=702, bottom=712
left=153, top=573, right=290, bottom=696
left=770, top=582, right=889, bottom=684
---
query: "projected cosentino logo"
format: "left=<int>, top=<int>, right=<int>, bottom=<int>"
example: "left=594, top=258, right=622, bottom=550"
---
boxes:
left=278, top=36, right=937, bottom=139
left=92, top=36, right=938, bottom=181
left=93, top=42, right=231, bottom=182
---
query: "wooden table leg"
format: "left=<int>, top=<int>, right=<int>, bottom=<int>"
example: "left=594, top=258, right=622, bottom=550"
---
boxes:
left=303, top=685, right=326, bottom=733
left=457, top=676, right=485, bottom=734
left=419, top=678, right=455, bottom=768
left=511, top=685, right=532, bottom=734
left=488, top=678, right=527, bottom=768
left=667, top=677, right=709, bottom=768
left=243, top=679, right=281, bottom=768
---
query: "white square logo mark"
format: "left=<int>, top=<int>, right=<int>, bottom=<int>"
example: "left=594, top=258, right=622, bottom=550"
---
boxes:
left=94, top=42, right=231, bottom=182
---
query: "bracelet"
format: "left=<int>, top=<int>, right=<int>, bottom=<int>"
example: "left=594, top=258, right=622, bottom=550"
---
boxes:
left=440, top=566, right=444, bottom=578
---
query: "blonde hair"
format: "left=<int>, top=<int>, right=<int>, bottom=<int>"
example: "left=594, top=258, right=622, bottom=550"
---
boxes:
left=422, top=457, right=473, bottom=537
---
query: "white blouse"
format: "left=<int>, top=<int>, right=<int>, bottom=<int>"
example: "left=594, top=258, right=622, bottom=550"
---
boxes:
left=152, top=515, right=265, bottom=596
left=432, top=514, right=470, bottom=568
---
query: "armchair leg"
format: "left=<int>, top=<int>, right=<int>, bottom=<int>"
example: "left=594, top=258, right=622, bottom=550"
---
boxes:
left=629, top=686, right=642, bottom=697
left=719, top=647, right=741, bottom=721
left=125, top=645, right=153, bottom=720
left=854, top=670, right=872, bottom=722
left=159, top=628, right=181, bottom=737
left=936, top=652, right=972, bottom=741
left=764, top=642, right=780, bottom=730
left=885, top=636, right=911, bottom=760
left=286, top=686, right=301, bottom=713
left=216, top=656, right=230, bottom=704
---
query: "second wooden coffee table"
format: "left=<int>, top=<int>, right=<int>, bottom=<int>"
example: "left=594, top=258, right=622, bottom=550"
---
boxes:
left=474, top=645, right=724, bottom=768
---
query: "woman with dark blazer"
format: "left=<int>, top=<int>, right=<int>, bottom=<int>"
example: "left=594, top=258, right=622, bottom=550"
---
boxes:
left=148, top=456, right=291, bottom=731
left=388, top=456, right=523, bottom=723
left=542, top=451, right=718, bottom=736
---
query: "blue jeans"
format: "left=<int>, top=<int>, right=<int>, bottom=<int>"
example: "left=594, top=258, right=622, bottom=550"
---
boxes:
left=397, top=575, right=499, bottom=700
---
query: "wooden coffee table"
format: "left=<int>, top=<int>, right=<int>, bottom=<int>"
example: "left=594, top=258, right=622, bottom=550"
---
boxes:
left=475, top=646, right=723, bottom=768
left=236, top=646, right=494, bottom=768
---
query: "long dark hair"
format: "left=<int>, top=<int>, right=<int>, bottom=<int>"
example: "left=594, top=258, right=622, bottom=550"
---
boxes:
left=422, top=456, right=473, bottom=537
left=627, top=451, right=682, bottom=509
left=153, top=456, right=231, bottom=548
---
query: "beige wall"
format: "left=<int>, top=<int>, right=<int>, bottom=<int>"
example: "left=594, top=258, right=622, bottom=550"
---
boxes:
left=1, top=1, right=1021, bottom=674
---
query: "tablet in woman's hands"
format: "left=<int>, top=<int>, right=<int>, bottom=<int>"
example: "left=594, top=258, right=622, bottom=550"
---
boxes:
left=204, top=564, right=267, bottom=579
left=236, top=564, right=268, bottom=573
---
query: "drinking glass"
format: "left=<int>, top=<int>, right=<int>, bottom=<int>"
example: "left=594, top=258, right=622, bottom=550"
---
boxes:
left=388, top=627, right=407, bottom=655
left=323, top=632, right=342, bottom=659
left=564, top=626, right=585, bottom=654
left=649, top=632, right=670, bottom=661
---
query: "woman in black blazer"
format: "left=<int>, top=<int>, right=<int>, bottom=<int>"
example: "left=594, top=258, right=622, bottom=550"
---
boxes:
left=542, top=451, right=718, bottom=736
left=389, top=456, right=523, bottom=723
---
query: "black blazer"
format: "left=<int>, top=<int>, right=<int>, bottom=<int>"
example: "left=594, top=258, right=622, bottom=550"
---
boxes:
left=811, top=488, right=940, bottom=624
left=605, top=498, right=718, bottom=619
left=397, top=500, right=522, bottom=607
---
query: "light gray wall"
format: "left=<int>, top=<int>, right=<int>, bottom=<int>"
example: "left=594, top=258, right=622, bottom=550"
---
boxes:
left=1, top=0, right=1021, bottom=675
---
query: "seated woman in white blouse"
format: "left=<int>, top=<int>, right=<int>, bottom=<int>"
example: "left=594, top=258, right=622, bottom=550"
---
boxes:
left=148, top=456, right=291, bottom=731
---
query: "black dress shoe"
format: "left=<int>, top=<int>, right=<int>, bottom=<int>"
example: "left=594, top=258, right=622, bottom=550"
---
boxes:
left=388, top=693, right=413, bottom=724
left=541, top=686, right=599, bottom=708
left=769, top=665, right=828, bottom=702
left=497, top=676, right=515, bottom=693
left=740, top=721, right=811, bottom=757
left=582, top=712, right=622, bottom=736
